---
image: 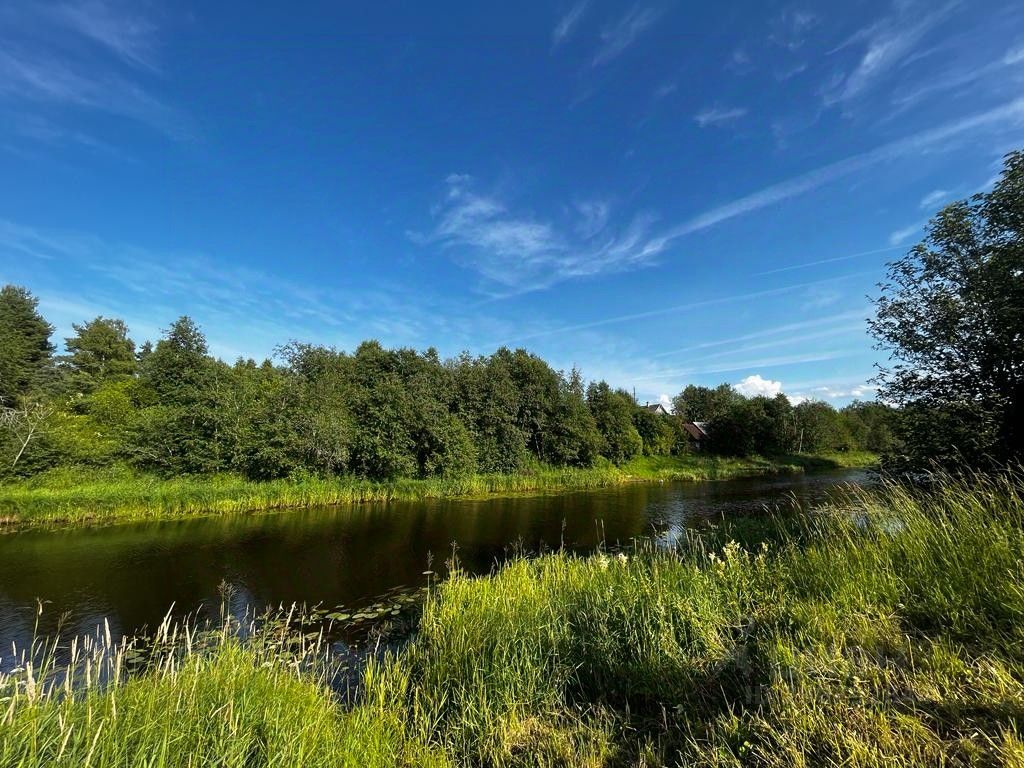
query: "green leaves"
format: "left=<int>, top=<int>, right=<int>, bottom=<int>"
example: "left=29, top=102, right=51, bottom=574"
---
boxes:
left=63, top=316, right=136, bottom=391
left=871, top=151, right=1024, bottom=471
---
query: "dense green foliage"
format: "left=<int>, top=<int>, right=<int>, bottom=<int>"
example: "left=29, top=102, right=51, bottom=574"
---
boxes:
left=0, top=290, right=889, bottom=485
left=871, top=151, right=1024, bottom=472
left=673, top=383, right=899, bottom=457
left=5, top=474, right=1023, bottom=765
left=0, top=285, right=55, bottom=403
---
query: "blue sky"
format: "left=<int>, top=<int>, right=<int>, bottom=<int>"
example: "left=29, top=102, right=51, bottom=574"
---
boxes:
left=2, top=0, right=1022, bottom=406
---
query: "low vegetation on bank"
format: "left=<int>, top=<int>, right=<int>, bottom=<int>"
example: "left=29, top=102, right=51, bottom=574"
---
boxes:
left=5, top=473, right=1020, bottom=766
left=0, top=451, right=877, bottom=528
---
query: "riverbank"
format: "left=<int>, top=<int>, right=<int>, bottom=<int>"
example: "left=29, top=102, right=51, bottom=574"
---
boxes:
left=0, top=452, right=877, bottom=529
left=3, top=473, right=1020, bottom=766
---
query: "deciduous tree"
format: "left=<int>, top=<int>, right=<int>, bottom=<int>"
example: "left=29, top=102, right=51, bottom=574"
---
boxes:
left=870, top=151, right=1024, bottom=470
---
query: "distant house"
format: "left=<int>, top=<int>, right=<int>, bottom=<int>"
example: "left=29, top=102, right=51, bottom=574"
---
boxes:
left=642, top=402, right=670, bottom=416
left=682, top=421, right=709, bottom=451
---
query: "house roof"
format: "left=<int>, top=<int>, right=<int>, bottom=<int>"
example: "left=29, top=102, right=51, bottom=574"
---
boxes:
left=682, top=421, right=708, bottom=440
left=642, top=402, right=669, bottom=414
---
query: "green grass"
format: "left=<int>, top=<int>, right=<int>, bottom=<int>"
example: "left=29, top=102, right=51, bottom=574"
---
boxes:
left=620, top=450, right=877, bottom=481
left=0, top=611, right=450, bottom=768
left=0, top=452, right=876, bottom=529
left=3, top=471, right=1021, bottom=766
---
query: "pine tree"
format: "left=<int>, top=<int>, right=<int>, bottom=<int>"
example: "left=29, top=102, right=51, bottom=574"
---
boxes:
left=0, top=285, right=55, bottom=402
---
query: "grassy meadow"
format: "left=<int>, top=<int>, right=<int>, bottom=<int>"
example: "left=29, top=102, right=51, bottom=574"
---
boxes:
left=0, top=451, right=876, bottom=529
left=4, top=472, right=1022, bottom=766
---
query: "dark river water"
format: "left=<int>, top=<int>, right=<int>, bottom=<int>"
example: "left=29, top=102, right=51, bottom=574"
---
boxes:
left=0, top=469, right=867, bottom=660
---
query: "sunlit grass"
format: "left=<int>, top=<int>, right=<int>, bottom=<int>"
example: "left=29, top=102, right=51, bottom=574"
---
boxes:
left=0, top=609, right=448, bottom=768
left=0, top=452, right=876, bottom=529
left=4, top=471, right=1021, bottom=766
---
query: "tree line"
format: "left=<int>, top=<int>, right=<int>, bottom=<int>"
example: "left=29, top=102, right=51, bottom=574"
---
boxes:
left=4, top=152, right=1021, bottom=480
left=0, top=292, right=893, bottom=481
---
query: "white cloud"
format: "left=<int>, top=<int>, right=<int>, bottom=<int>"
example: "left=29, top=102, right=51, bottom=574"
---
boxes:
left=888, top=222, right=924, bottom=246
left=757, top=244, right=905, bottom=276
left=892, top=45, right=1024, bottom=111
left=810, top=383, right=876, bottom=400
left=775, top=61, right=808, bottom=81
left=769, top=8, right=819, bottom=51
left=0, top=218, right=478, bottom=360
left=631, top=350, right=859, bottom=383
left=654, top=309, right=868, bottom=359
left=653, top=81, right=677, bottom=99
left=783, top=377, right=878, bottom=403
left=826, top=1, right=960, bottom=105
left=552, top=1, right=589, bottom=48
left=417, top=99, right=1024, bottom=295
left=658, top=393, right=673, bottom=410
left=656, top=98, right=1024, bottom=243
left=700, top=322, right=866, bottom=362
left=592, top=5, right=661, bottom=66
left=733, top=374, right=808, bottom=405
left=919, top=189, right=949, bottom=209
left=694, top=106, right=748, bottom=127
left=727, top=48, right=752, bottom=73
left=488, top=273, right=863, bottom=346
left=801, top=285, right=842, bottom=310
left=0, top=5, right=192, bottom=142
left=50, top=0, right=159, bottom=70
left=412, top=175, right=664, bottom=292
left=573, top=200, right=610, bottom=239
left=734, top=374, right=784, bottom=397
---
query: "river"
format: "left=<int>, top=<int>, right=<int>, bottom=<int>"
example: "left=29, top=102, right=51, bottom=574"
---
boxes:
left=0, top=469, right=868, bottom=659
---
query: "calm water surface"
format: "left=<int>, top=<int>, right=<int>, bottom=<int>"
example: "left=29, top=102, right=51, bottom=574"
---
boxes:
left=0, top=470, right=867, bottom=657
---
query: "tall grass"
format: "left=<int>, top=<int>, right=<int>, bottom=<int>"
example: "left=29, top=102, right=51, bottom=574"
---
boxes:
left=0, top=607, right=450, bottom=768
left=0, top=452, right=873, bottom=529
left=9, top=471, right=1016, bottom=766
left=360, top=471, right=1024, bottom=765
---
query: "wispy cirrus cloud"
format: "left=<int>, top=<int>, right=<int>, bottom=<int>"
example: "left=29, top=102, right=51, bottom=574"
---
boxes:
left=630, top=349, right=860, bottom=383
left=489, top=274, right=868, bottom=346
left=694, top=106, right=748, bottom=127
left=411, top=174, right=663, bottom=293
left=825, top=1, right=961, bottom=105
left=0, top=218, right=438, bottom=359
left=49, top=0, right=160, bottom=70
left=769, top=8, right=819, bottom=51
left=756, top=245, right=904, bottom=276
left=653, top=81, right=677, bottom=99
left=689, top=322, right=866, bottom=363
left=0, top=1, right=191, bottom=143
left=919, top=189, right=950, bottom=209
left=888, top=221, right=925, bottom=246
left=726, top=47, right=753, bottom=73
left=655, top=98, right=1024, bottom=243
left=6, top=113, right=128, bottom=157
left=890, top=44, right=1024, bottom=111
left=416, top=99, right=1024, bottom=295
left=552, top=0, right=589, bottom=48
left=591, top=5, right=661, bottom=67
left=653, top=309, right=869, bottom=359
left=0, top=47, right=193, bottom=140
